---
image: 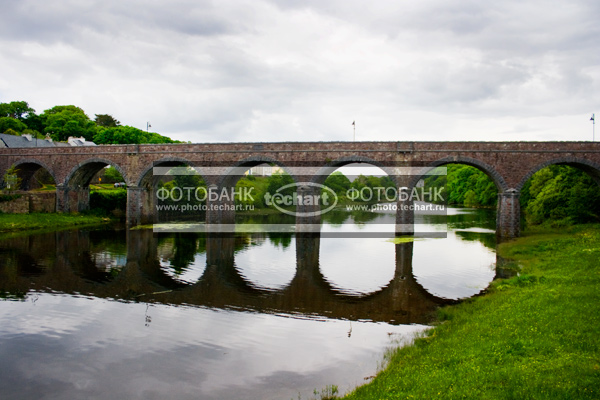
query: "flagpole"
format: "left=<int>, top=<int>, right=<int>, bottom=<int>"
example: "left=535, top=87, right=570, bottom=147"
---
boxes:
left=352, top=121, right=356, bottom=142
left=592, top=114, right=595, bottom=142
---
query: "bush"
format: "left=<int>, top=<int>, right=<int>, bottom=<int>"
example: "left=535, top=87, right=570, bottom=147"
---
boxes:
left=89, top=189, right=127, bottom=216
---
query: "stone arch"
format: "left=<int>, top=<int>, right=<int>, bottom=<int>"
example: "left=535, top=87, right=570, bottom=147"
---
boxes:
left=136, top=157, right=196, bottom=188
left=517, top=157, right=600, bottom=191
left=64, top=158, right=128, bottom=188
left=312, top=155, right=394, bottom=186
left=10, top=158, right=57, bottom=190
left=217, top=155, right=297, bottom=188
left=407, top=156, right=509, bottom=192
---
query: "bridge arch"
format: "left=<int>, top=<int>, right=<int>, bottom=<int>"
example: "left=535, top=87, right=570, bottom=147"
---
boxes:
left=10, top=158, right=57, bottom=190
left=399, top=156, right=513, bottom=238
left=133, top=157, right=208, bottom=225
left=217, top=155, right=297, bottom=188
left=64, top=157, right=128, bottom=188
left=57, top=158, right=128, bottom=213
left=136, top=157, right=196, bottom=188
left=407, top=156, right=509, bottom=192
left=312, top=155, right=393, bottom=185
left=517, top=157, right=600, bottom=191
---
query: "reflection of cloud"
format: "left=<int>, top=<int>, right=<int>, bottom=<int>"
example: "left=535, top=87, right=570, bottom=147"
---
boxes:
left=159, top=253, right=207, bottom=284
left=319, top=235, right=396, bottom=295
left=0, top=295, right=427, bottom=399
left=412, top=231, right=496, bottom=299
left=235, top=240, right=296, bottom=290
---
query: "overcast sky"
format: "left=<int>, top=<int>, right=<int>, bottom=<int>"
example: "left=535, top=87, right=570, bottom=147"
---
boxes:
left=1, top=0, right=599, bottom=143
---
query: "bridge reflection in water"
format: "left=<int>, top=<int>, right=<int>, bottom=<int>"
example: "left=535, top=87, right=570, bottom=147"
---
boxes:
left=0, top=228, right=481, bottom=325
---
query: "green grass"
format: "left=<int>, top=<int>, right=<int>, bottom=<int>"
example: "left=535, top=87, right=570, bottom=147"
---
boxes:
left=343, top=225, right=600, bottom=399
left=0, top=213, right=112, bottom=234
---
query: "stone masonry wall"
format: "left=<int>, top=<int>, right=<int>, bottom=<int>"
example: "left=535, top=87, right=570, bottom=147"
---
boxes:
left=0, top=192, right=56, bottom=214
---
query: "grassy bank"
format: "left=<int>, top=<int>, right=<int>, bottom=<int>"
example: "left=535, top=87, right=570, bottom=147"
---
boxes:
left=0, top=213, right=111, bottom=234
left=344, top=225, right=600, bottom=399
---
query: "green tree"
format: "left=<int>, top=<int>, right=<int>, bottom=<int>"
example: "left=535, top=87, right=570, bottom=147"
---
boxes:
left=104, top=166, right=124, bottom=183
left=41, top=105, right=96, bottom=141
left=463, top=190, right=478, bottom=207
left=0, top=117, right=28, bottom=134
left=3, top=166, right=22, bottom=192
left=2, top=128, right=19, bottom=136
left=94, top=114, right=121, bottom=127
left=0, top=101, right=35, bottom=120
left=94, top=125, right=178, bottom=144
left=425, top=164, right=497, bottom=207
left=323, top=171, right=351, bottom=196
left=266, top=171, right=295, bottom=198
left=523, top=165, right=600, bottom=225
left=264, top=172, right=295, bottom=211
left=23, top=113, right=45, bottom=133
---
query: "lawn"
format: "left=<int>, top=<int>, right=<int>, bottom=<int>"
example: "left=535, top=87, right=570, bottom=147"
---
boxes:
left=343, top=225, right=600, bottom=399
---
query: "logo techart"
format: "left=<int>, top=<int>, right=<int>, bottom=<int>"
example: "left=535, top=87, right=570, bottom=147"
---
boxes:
left=264, top=182, right=338, bottom=217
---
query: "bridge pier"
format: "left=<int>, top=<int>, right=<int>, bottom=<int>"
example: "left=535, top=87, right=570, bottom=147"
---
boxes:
left=126, top=186, right=154, bottom=226
left=296, top=185, right=322, bottom=233
left=395, top=198, right=415, bottom=236
left=497, top=189, right=521, bottom=240
left=56, top=185, right=89, bottom=213
left=205, top=184, right=236, bottom=226
left=56, top=185, right=68, bottom=213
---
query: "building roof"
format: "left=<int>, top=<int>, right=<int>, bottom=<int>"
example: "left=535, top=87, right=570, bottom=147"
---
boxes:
left=0, top=133, right=96, bottom=148
left=0, top=133, right=56, bottom=148
left=67, top=136, right=97, bottom=146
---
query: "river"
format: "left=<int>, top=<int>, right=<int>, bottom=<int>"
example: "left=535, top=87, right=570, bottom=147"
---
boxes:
left=0, top=207, right=497, bottom=400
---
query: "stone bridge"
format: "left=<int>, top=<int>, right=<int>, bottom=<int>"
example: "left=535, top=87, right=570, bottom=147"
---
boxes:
left=1, top=141, right=600, bottom=238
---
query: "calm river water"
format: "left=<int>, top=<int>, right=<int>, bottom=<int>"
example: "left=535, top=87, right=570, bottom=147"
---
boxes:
left=0, top=207, right=497, bottom=400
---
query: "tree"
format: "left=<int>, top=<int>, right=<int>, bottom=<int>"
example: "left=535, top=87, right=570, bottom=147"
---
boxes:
left=3, top=166, right=22, bottom=192
left=23, top=113, right=45, bottom=133
left=94, top=125, right=179, bottom=144
left=41, top=105, right=96, bottom=141
left=463, top=190, right=478, bottom=207
left=0, top=117, right=27, bottom=133
left=2, top=128, right=20, bottom=136
left=523, top=165, right=600, bottom=225
left=266, top=171, right=295, bottom=201
left=0, top=101, right=35, bottom=120
left=104, top=166, right=124, bottom=183
left=424, top=164, right=497, bottom=207
left=95, top=114, right=121, bottom=127
left=323, top=171, right=351, bottom=196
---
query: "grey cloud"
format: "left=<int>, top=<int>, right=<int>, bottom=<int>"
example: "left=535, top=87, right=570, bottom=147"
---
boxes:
left=0, top=0, right=237, bottom=46
left=0, top=0, right=598, bottom=142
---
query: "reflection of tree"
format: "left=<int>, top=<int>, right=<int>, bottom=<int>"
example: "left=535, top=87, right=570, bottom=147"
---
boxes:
left=321, top=210, right=350, bottom=226
left=351, top=210, right=380, bottom=224
left=169, top=233, right=198, bottom=273
left=89, top=230, right=127, bottom=255
left=267, top=233, right=292, bottom=249
left=450, top=209, right=496, bottom=231
left=196, top=235, right=207, bottom=254
left=236, top=213, right=295, bottom=225
left=423, top=208, right=496, bottom=231
left=454, top=231, right=496, bottom=250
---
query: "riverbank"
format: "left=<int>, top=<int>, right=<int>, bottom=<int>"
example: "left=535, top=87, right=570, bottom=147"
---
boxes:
left=0, top=213, right=112, bottom=234
left=344, top=225, right=600, bottom=399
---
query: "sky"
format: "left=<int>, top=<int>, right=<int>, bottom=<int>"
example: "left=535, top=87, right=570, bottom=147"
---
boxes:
left=1, top=0, right=599, bottom=143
